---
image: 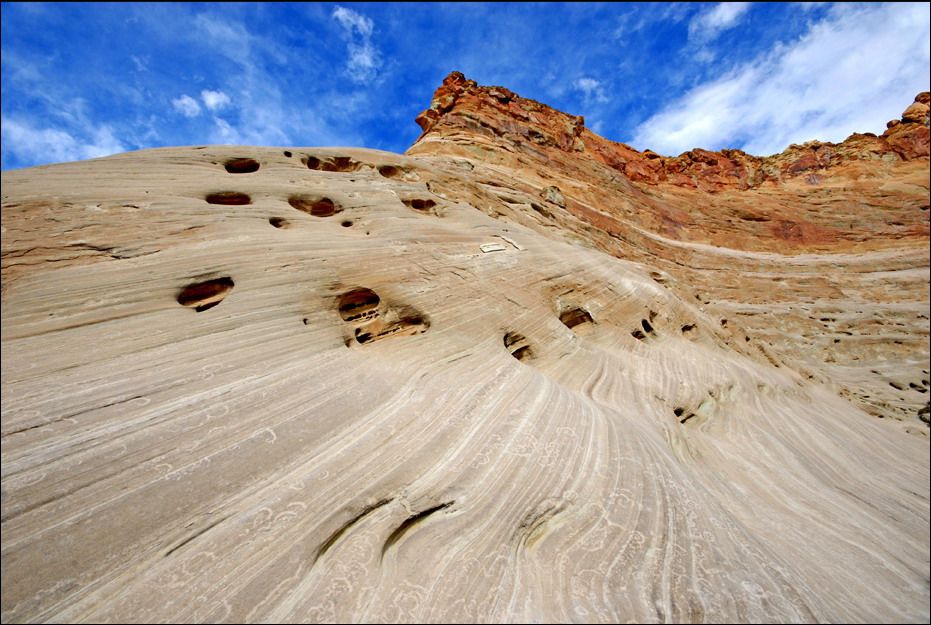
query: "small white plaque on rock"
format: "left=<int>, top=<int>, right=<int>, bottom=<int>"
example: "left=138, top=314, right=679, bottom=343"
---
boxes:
left=480, top=242, right=507, bottom=253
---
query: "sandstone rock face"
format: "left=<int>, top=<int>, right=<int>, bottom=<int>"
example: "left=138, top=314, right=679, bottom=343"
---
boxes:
left=409, top=75, right=930, bottom=427
left=1, top=76, right=928, bottom=623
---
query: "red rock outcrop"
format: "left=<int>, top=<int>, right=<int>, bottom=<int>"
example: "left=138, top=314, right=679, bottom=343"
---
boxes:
left=415, top=71, right=929, bottom=192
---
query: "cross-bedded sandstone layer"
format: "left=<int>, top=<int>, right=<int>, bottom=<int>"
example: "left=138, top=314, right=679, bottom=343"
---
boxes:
left=410, top=72, right=930, bottom=429
left=1, top=75, right=928, bottom=623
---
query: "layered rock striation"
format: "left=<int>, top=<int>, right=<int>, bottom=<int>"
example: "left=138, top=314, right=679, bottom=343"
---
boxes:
left=1, top=74, right=928, bottom=623
left=409, top=72, right=930, bottom=427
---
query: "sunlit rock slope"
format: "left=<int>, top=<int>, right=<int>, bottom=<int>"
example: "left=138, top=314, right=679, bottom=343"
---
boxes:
left=1, top=74, right=928, bottom=623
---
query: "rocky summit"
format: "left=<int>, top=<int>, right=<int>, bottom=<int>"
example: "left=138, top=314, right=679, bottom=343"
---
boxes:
left=1, top=73, right=928, bottom=623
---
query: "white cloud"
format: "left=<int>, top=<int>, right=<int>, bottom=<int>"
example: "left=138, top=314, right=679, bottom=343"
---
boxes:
left=575, top=77, right=600, bottom=94
left=188, top=12, right=366, bottom=148
left=795, top=2, right=827, bottom=11
left=190, top=15, right=292, bottom=145
left=631, top=2, right=931, bottom=156
left=1, top=115, right=124, bottom=167
left=201, top=89, right=231, bottom=111
left=332, top=5, right=381, bottom=83
left=131, top=55, right=148, bottom=72
left=333, top=5, right=373, bottom=37
left=194, top=14, right=252, bottom=65
left=614, top=4, right=691, bottom=40
left=346, top=45, right=379, bottom=82
left=82, top=126, right=125, bottom=158
left=689, top=2, right=752, bottom=43
left=211, top=117, right=241, bottom=144
left=573, top=77, right=609, bottom=103
left=171, top=94, right=201, bottom=118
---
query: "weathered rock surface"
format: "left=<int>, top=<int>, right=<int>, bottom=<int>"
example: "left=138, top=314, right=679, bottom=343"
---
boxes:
left=410, top=74, right=931, bottom=428
left=1, top=74, right=928, bottom=623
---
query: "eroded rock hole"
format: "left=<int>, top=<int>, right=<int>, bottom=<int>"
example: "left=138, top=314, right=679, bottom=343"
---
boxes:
left=673, top=407, right=685, bottom=417
left=206, top=192, right=251, bottom=205
left=403, top=198, right=437, bottom=211
left=512, top=346, right=533, bottom=361
left=269, top=217, right=290, bottom=228
left=283, top=150, right=292, bottom=157
left=305, top=155, right=361, bottom=172
left=289, top=195, right=341, bottom=217
left=504, top=332, right=534, bottom=361
left=354, top=314, right=428, bottom=344
left=339, top=288, right=380, bottom=322
left=338, top=287, right=429, bottom=345
left=177, top=277, right=234, bottom=312
left=631, top=329, right=647, bottom=341
left=682, top=324, right=696, bottom=334
left=331, top=157, right=357, bottom=171
left=641, top=318, right=655, bottom=334
left=224, top=158, right=260, bottom=174
left=341, top=220, right=353, bottom=227
left=378, top=165, right=402, bottom=178
left=560, top=307, right=594, bottom=330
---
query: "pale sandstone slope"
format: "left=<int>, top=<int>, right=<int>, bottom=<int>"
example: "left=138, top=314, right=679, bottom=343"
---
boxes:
left=1, top=78, right=929, bottom=623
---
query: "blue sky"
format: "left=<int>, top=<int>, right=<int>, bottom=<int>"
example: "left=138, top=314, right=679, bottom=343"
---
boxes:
left=2, top=2, right=929, bottom=170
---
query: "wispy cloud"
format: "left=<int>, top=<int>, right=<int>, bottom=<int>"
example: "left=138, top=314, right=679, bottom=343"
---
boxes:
left=189, top=13, right=292, bottom=145
left=688, top=3, right=752, bottom=43
left=631, top=2, right=931, bottom=156
left=332, top=5, right=381, bottom=83
left=171, top=94, right=201, bottom=118
left=193, top=13, right=252, bottom=65
left=1, top=115, right=124, bottom=165
left=130, top=54, right=148, bottom=72
left=211, top=117, right=241, bottom=144
left=573, top=77, right=609, bottom=104
left=795, top=2, right=827, bottom=11
left=201, top=89, right=230, bottom=112
left=613, top=3, right=691, bottom=40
